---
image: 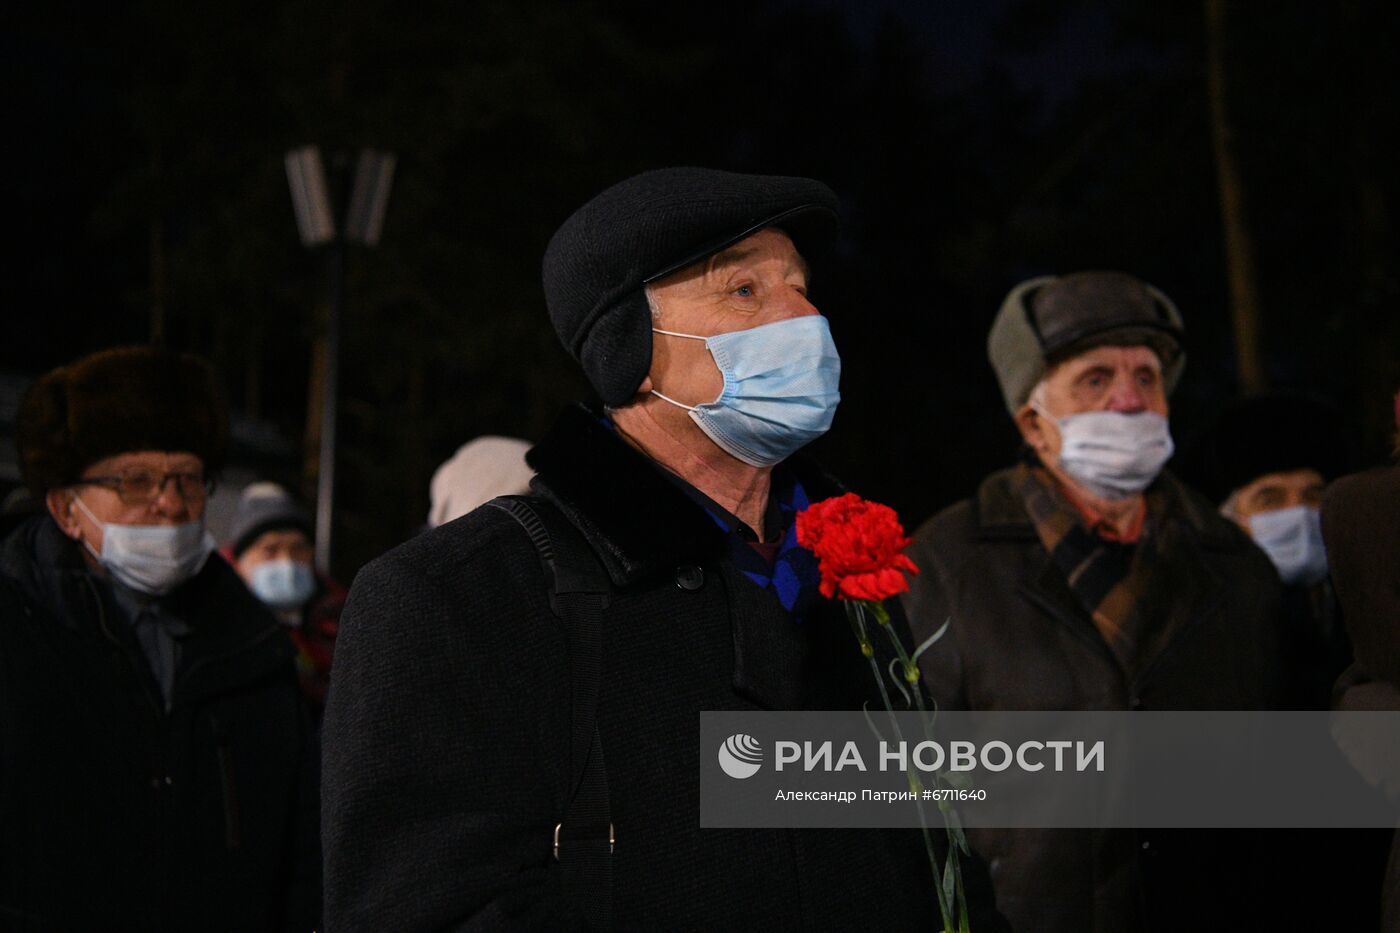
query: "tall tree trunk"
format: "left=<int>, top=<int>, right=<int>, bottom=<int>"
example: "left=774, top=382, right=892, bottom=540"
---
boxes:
left=148, top=215, right=166, bottom=346
left=1205, top=0, right=1268, bottom=393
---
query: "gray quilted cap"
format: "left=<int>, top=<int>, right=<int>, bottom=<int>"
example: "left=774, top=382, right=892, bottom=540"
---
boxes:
left=987, top=270, right=1186, bottom=416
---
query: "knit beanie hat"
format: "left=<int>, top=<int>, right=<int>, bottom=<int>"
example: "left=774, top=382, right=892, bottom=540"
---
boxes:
left=542, top=166, right=839, bottom=406
left=987, top=271, right=1186, bottom=415
left=226, top=482, right=313, bottom=556
left=17, top=346, right=228, bottom=495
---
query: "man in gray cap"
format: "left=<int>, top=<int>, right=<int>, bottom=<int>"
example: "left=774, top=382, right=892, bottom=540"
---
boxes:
left=323, top=168, right=991, bottom=931
left=900, top=271, right=1289, bottom=932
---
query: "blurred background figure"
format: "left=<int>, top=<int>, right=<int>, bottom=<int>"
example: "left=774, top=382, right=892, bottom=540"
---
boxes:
left=1176, top=392, right=1356, bottom=708
left=225, top=482, right=342, bottom=716
left=1324, top=391, right=1400, bottom=933
left=902, top=271, right=1291, bottom=932
left=426, top=435, right=534, bottom=528
left=0, top=346, right=319, bottom=932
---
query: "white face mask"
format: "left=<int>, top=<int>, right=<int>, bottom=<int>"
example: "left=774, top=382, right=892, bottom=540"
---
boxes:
left=1249, top=504, right=1328, bottom=586
left=649, top=315, right=841, bottom=467
left=1038, top=408, right=1175, bottom=500
left=73, top=496, right=215, bottom=596
left=249, top=559, right=317, bottom=613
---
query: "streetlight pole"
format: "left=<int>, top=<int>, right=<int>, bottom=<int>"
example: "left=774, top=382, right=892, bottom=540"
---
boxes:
left=284, top=145, right=395, bottom=576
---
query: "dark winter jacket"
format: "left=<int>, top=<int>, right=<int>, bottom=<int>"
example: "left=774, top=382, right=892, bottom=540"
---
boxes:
left=900, top=466, right=1290, bottom=933
left=322, top=404, right=1000, bottom=932
left=0, top=514, right=321, bottom=933
left=1325, top=465, right=1400, bottom=933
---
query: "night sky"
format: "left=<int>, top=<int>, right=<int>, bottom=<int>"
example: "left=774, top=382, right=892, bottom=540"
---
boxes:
left=6, top=1, right=1398, bottom=578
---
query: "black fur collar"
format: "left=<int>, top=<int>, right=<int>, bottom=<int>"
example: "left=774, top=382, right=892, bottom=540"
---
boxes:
left=526, top=404, right=844, bottom=586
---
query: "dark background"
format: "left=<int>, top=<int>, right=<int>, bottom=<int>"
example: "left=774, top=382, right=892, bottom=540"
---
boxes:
left=7, top=0, right=1399, bottom=582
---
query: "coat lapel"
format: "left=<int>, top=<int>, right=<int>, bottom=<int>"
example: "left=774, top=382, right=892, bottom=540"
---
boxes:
left=975, top=469, right=1120, bottom=663
left=529, top=404, right=850, bottom=709
left=975, top=466, right=1232, bottom=681
left=527, top=404, right=729, bottom=585
left=1128, top=480, right=1228, bottom=687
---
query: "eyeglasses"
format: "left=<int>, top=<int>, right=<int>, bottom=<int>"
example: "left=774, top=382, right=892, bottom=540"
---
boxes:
left=73, top=471, right=215, bottom=505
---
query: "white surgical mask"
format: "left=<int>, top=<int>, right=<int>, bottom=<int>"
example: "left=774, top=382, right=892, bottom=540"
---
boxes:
left=73, top=496, right=215, bottom=596
left=650, top=315, right=841, bottom=467
left=1038, top=407, right=1175, bottom=500
left=1249, top=504, right=1328, bottom=586
left=249, top=559, right=317, bottom=612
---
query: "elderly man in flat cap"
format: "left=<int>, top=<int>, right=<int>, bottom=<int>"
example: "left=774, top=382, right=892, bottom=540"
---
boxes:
left=900, top=272, right=1290, bottom=932
left=0, top=347, right=320, bottom=932
left=324, top=169, right=994, bottom=931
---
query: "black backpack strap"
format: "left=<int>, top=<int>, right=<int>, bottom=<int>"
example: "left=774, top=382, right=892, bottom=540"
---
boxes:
left=487, top=495, right=614, bottom=927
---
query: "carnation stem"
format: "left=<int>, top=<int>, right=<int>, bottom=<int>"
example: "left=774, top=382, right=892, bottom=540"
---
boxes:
left=848, top=600, right=958, bottom=933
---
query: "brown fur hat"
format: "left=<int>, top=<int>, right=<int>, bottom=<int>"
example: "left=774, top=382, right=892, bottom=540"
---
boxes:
left=16, top=346, right=229, bottom=494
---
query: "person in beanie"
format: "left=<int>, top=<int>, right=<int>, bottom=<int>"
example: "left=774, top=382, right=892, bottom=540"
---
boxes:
left=0, top=346, right=320, bottom=932
left=1176, top=393, right=1355, bottom=707
left=323, top=168, right=1002, bottom=931
left=224, top=482, right=344, bottom=716
left=899, top=272, right=1290, bottom=932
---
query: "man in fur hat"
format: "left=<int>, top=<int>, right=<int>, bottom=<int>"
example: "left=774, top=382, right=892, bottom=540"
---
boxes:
left=323, top=168, right=1003, bottom=931
left=900, top=272, right=1291, bottom=932
left=0, top=346, right=320, bottom=932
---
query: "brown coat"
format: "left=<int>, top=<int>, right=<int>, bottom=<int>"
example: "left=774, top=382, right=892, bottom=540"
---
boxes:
left=900, top=466, right=1289, bottom=933
left=1325, top=465, right=1400, bottom=933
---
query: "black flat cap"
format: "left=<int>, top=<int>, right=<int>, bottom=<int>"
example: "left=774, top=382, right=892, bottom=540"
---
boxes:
left=542, top=167, right=839, bottom=406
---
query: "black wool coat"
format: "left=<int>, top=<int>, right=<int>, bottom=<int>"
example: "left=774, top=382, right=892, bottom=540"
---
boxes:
left=900, top=466, right=1292, bottom=933
left=322, top=405, right=996, bottom=932
left=0, top=514, right=321, bottom=933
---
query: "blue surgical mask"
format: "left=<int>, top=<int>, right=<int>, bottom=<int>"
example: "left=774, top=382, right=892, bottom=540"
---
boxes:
left=1249, top=505, right=1328, bottom=586
left=249, top=559, right=317, bottom=612
left=649, top=315, right=841, bottom=467
left=73, top=496, right=214, bottom=596
left=1037, top=408, right=1175, bottom=500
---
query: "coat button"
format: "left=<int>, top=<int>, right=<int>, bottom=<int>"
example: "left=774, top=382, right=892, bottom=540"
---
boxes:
left=1130, top=696, right=1143, bottom=709
left=675, top=566, right=704, bottom=591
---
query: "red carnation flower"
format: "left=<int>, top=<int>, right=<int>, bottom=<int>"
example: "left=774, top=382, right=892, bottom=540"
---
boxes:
left=796, top=492, right=919, bottom=602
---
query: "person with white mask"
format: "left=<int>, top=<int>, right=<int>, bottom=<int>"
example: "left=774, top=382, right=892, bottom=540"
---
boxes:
left=0, top=346, right=320, bottom=932
left=225, top=481, right=344, bottom=716
left=322, top=168, right=1002, bottom=932
left=900, top=271, right=1290, bottom=933
left=1177, top=392, right=1356, bottom=708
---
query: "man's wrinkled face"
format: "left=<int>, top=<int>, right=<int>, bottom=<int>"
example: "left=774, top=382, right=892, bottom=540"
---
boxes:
left=45, top=450, right=208, bottom=554
left=1228, top=468, right=1326, bottom=533
left=1017, top=344, right=1168, bottom=460
left=236, top=528, right=315, bottom=583
left=644, top=227, right=817, bottom=406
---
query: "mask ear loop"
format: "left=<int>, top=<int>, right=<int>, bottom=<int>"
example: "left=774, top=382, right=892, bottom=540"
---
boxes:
left=650, top=327, right=707, bottom=340
left=70, top=494, right=106, bottom=562
left=648, top=328, right=712, bottom=412
left=1027, top=399, right=1065, bottom=458
left=649, top=390, right=698, bottom=412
